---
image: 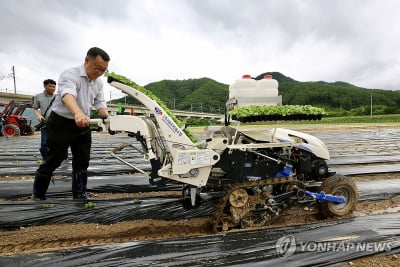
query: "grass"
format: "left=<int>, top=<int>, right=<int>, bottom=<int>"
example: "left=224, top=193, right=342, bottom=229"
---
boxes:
left=317, top=114, right=400, bottom=124
left=187, top=114, right=400, bottom=131
left=254, top=114, right=400, bottom=125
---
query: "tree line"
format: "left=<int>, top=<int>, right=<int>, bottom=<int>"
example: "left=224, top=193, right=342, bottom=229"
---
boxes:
left=112, top=72, right=400, bottom=116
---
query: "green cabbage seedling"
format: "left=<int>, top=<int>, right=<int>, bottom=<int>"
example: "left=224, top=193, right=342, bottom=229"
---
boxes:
left=85, top=202, right=96, bottom=208
left=132, top=199, right=142, bottom=204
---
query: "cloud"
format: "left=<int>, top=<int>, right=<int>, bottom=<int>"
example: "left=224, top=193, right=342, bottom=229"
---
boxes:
left=1, top=0, right=400, bottom=101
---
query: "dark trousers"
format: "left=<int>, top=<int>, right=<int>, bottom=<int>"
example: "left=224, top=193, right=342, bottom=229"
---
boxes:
left=39, top=127, right=47, bottom=160
left=39, top=127, right=69, bottom=161
left=33, top=112, right=92, bottom=198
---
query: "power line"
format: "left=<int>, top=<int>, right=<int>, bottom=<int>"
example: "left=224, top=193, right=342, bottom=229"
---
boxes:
left=0, top=73, right=13, bottom=81
left=12, top=66, right=17, bottom=94
left=0, top=66, right=17, bottom=93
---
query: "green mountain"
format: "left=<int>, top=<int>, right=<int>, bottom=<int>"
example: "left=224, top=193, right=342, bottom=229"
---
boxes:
left=114, top=77, right=229, bottom=114
left=255, top=72, right=297, bottom=83
left=112, top=72, right=400, bottom=116
left=278, top=81, right=400, bottom=115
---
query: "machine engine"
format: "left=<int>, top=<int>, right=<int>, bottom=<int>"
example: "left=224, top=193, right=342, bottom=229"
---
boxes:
left=203, top=125, right=330, bottom=189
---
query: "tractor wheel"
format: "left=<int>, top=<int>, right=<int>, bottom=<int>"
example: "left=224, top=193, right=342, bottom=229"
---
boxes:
left=318, top=174, right=358, bottom=218
left=3, top=124, right=20, bottom=137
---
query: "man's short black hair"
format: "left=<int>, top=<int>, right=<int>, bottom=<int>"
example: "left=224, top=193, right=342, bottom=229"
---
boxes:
left=87, top=47, right=110, bottom=62
left=43, top=79, right=56, bottom=86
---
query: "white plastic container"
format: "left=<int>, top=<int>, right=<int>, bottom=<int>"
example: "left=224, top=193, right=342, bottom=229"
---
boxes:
left=229, top=74, right=257, bottom=99
left=228, top=74, right=281, bottom=108
left=257, top=75, right=279, bottom=97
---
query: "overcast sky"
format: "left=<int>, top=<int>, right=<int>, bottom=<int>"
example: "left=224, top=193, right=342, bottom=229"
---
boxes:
left=1, top=0, right=400, bottom=100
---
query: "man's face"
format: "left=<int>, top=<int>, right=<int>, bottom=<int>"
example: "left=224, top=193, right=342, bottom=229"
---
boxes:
left=85, top=55, right=109, bottom=80
left=44, top=83, right=56, bottom=96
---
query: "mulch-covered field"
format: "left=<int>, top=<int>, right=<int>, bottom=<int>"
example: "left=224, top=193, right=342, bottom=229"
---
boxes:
left=1, top=125, right=400, bottom=266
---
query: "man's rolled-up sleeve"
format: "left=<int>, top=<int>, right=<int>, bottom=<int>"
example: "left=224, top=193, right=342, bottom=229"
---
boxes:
left=58, top=71, right=78, bottom=99
left=93, top=82, right=107, bottom=110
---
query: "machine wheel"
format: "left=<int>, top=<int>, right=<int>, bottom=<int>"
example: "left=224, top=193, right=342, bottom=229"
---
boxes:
left=3, top=124, right=20, bottom=137
left=229, top=189, right=248, bottom=208
left=311, top=159, right=329, bottom=179
left=318, top=174, right=358, bottom=218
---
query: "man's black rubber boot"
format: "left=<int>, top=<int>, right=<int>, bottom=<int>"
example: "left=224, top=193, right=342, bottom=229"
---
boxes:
left=72, top=171, right=89, bottom=199
left=32, top=171, right=51, bottom=200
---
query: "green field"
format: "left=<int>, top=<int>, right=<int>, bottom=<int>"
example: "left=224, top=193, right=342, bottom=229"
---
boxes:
left=288, top=114, right=400, bottom=125
left=228, top=114, right=400, bottom=125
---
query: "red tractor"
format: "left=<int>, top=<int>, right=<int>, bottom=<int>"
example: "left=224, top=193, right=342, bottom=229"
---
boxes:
left=0, top=101, right=35, bottom=137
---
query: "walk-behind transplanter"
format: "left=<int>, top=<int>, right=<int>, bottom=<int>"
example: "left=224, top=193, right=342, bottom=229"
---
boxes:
left=105, top=73, right=358, bottom=233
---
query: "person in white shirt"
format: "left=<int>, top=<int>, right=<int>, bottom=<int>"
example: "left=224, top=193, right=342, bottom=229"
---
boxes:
left=32, top=47, right=110, bottom=200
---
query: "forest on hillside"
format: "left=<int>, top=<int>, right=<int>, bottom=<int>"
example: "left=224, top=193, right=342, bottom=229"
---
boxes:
left=112, top=72, right=400, bottom=116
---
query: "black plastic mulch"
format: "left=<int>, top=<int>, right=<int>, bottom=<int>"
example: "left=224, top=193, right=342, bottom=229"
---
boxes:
left=1, top=128, right=400, bottom=265
left=1, top=213, right=399, bottom=266
left=1, top=177, right=399, bottom=229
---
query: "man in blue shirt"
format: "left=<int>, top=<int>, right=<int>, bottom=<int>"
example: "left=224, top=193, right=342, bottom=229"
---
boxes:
left=32, top=47, right=110, bottom=200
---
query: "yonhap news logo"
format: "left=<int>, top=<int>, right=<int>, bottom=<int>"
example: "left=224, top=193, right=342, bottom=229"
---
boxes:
left=276, top=235, right=296, bottom=257
left=276, top=235, right=393, bottom=258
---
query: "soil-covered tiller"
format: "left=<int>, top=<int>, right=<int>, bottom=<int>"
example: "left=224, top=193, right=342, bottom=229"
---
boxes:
left=105, top=74, right=358, bottom=233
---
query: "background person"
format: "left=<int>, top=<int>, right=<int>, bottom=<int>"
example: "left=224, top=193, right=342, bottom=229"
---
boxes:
left=32, top=47, right=110, bottom=200
left=0, top=114, right=5, bottom=140
left=32, top=79, right=59, bottom=160
left=33, top=80, right=69, bottom=162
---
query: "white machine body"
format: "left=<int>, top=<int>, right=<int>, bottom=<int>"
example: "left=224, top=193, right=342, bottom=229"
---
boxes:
left=107, top=78, right=330, bottom=188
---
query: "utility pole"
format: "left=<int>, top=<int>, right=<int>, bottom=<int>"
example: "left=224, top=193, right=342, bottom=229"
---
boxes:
left=12, top=66, right=16, bottom=94
left=370, top=92, right=372, bottom=117
left=173, top=98, right=176, bottom=110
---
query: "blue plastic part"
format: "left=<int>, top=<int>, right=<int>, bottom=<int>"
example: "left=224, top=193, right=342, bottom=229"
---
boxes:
left=297, top=144, right=312, bottom=153
left=305, top=191, right=346, bottom=203
left=275, top=167, right=292, bottom=177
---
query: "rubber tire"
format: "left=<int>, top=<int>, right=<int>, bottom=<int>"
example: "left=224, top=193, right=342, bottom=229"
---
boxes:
left=318, top=174, right=358, bottom=218
left=4, top=124, right=20, bottom=137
